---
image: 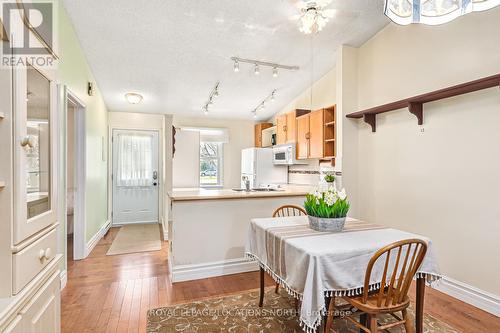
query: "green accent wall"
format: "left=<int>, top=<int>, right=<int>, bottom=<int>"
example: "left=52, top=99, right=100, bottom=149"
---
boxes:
left=56, top=2, right=108, bottom=251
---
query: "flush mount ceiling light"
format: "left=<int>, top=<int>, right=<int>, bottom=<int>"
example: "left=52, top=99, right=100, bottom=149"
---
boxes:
left=125, top=92, right=143, bottom=104
left=384, top=0, right=500, bottom=25
left=231, top=57, right=299, bottom=76
left=293, top=0, right=335, bottom=34
left=202, top=82, right=220, bottom=115
left=251, top=89, right=277, bottom=119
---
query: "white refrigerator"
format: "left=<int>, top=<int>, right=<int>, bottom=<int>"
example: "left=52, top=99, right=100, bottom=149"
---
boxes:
left=241, top=148, right=288, bottom=188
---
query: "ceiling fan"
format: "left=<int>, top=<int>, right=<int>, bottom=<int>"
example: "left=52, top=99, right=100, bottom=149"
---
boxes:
left=291, top=0, right=335, bottom=34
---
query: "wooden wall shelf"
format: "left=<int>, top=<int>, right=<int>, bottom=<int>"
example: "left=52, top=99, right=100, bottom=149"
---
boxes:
left=346, top=73, right=500, bottom=132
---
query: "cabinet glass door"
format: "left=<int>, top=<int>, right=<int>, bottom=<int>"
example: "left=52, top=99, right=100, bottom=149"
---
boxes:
left=14, top=64, right=57, bottom=244
left=26, top=66, right=51, bottom=218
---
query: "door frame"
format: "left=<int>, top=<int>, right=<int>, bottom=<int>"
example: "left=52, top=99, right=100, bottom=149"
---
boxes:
left=108, top=126, right=163, bottom=228
left=66, top=90, right=86, bottom=260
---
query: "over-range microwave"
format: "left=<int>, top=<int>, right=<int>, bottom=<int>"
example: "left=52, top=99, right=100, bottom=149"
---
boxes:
left=272, top=144, right=308, bottom=165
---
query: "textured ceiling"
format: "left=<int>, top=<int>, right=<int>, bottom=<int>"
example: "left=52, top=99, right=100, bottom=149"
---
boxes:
left=62, top=0, right=388, bottom=120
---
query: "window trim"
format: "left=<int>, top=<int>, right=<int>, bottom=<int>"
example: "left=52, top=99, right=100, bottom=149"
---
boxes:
left=199, top=142, right=224, bottom=188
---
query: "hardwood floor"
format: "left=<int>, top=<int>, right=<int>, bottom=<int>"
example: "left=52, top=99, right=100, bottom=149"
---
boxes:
left=61, top=227, right=500, bottom=333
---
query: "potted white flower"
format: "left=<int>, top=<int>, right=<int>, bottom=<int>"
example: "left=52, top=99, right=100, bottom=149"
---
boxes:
left=304, top=187, right=350, bottom=232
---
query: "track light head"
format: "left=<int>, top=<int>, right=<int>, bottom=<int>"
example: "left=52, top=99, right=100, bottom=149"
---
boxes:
left=234, top=60, right=240, bottom=72
left=254, top=64, right=260, bottom=75
left=273, top=67, right=278, bottom=78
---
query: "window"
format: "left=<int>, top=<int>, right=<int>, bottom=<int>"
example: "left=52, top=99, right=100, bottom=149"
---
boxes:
left=200, top=142, right=223, bottom=186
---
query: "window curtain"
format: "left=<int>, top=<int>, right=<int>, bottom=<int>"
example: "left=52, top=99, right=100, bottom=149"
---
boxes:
left=116, top=133, right=153, bottom=187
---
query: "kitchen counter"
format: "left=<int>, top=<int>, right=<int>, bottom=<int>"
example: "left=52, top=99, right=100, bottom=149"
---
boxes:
left=167, top=184, right=314, bottom=283
left=169, top=185, right=313, bottom=201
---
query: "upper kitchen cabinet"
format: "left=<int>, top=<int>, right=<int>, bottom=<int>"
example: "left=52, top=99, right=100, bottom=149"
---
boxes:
left=276, top=114, right=287, bottom=145
left=13, top=63, right=58, bottom=245
left=295, top=106, right=336, bottom=161
left=296, top=113, right=309, bottom=159
left=308, top=109, right=324, bottom=159
left=276, top=109, right=310, bottom=145
left=254, top=122, right=273, bottom=147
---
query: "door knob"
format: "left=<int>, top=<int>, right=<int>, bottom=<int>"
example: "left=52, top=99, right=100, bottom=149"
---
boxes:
left=20, top=135, right=35, bottom=148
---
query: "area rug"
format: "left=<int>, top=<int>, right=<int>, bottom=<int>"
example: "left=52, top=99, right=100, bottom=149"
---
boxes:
left=106, top=224, right=161, bottom=256
left=147, top=289, right=459, bottom=333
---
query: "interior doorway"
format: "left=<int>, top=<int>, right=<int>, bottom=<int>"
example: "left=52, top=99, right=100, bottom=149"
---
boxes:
left=66, top=90, right=86, bottom=260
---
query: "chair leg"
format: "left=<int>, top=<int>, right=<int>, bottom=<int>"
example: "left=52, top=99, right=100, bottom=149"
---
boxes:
left=325, top=297, right=335, bottom=333
left=368, top=314, right=378, bottom=333
left=258, top=268, right=264, bottom=308
left=403, top=309, right=414, bottom=333
left=275, top=282, right=280, bottom=294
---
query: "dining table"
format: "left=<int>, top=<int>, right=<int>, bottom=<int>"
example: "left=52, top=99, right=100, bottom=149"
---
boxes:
left=245, top=216, right=441, bottom=333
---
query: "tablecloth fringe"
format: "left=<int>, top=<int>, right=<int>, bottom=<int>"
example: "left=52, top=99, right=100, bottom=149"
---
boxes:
left=245, top=252, right=442, bottom=333
left=245, top=252, right=304, bottom=301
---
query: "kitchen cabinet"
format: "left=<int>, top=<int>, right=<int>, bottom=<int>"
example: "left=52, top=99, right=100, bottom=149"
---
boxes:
left=276, top=115, right=287, bottom=145
left=296, top=114, right=309, bottom=159
left=254, top=123, right=273, bottom=147
left=308, top=110, right=324, bottom=158
left=276, top=110, right=310, bottom=145
left=295, top=106, right=336, bottom=162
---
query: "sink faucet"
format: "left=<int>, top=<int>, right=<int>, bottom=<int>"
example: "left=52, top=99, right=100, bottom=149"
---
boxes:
left=242, top=176, right=251, bottom=192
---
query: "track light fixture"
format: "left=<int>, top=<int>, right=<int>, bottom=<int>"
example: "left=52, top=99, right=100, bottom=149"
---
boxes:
left=202, top=82, right=220, bottom=115
left=254, top=64, right=260, bottom=75
left=231, top=57, right=299, bottom=77
left=252, top=89, right=277, bottom=119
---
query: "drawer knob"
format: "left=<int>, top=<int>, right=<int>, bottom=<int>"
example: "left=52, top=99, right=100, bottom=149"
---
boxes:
left=44, top=247, right=52, bottom=259
left=21, top=135, right=35, bottom=148
left=38, top=247, right=52, bottom=261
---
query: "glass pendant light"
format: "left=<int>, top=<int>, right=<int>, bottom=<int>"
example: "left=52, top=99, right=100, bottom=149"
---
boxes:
left=384, top=0, right=500, bottom=25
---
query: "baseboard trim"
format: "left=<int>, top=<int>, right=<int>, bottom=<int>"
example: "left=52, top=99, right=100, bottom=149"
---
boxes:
left=85, top=220, right=111, bottom=258
left=434, top=276, right=500, bottom=317
left=172, top=258, right=258, bottom=283
left=60, top=270, right=67, bottom=290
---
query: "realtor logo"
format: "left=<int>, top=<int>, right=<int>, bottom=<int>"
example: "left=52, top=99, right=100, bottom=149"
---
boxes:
left=1, top=0, right=57, bottom=68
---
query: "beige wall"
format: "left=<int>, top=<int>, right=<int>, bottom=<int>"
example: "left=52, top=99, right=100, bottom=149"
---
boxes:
left=272, top=67, right=337, bottom=121
left=173, top=116, right=254, bottom=189
left=353, top=8, right=500, bottom=295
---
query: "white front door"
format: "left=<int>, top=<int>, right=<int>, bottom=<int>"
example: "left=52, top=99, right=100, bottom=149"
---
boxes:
left=112, top=129, right=159, bottom=225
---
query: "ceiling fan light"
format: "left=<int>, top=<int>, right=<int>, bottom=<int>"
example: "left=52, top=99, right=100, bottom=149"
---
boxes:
left=125, top=92, right=143, bottom=104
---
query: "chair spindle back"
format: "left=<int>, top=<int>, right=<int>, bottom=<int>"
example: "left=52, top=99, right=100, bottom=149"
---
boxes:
left=362, top=239, right=428, bottom=307
left=272, top=205, right=307, bottom=218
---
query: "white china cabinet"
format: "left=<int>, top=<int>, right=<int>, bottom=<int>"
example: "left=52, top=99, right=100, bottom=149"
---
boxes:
left=0, top=10, right=61, bottom=332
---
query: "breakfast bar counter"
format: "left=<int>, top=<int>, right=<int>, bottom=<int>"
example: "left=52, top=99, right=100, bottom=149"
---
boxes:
left=167, top=185, right=313, bottom=283
left=169, top=185, right=312, bottom=201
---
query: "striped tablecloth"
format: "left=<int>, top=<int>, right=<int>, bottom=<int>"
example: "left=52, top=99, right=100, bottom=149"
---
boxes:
left=245, top=216, right=441, bottom=333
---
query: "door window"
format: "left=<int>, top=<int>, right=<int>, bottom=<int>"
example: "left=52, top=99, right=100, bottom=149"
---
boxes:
left=116, top=133, right=153, bottom=187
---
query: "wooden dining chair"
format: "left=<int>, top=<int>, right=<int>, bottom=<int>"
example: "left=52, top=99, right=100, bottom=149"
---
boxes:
left=326, top=239, right=428, bottom=333
left=271, top=205, right=307, bottom=295
left=272, top=204, right=307, bottom=218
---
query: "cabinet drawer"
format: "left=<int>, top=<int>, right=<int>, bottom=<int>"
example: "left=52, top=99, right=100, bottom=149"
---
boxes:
left=12, top=228, right=57, bottom=294
left=19, top=271, right=61, bottom=333
left=3, top=315, right=23, bottom=333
